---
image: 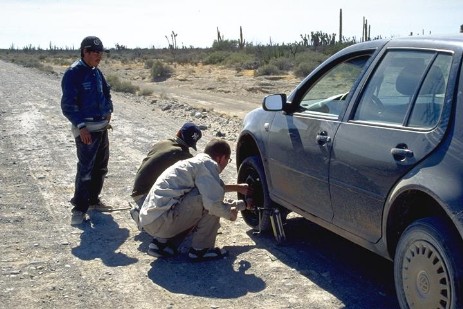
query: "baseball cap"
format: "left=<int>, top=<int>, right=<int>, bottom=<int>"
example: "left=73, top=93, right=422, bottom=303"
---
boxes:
left=80, top=36, right=108, bottom=52
left=179, top=122, right=202, bottom=150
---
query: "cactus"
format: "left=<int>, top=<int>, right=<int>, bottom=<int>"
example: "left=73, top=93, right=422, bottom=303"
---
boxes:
left=238, top=26, right=246, bottom=49
left=165, top=31, right=178, bottom=50
left=300, top=34, right=309, bottom=47
left=339, top=9, right=343, bottom=43
left=362, top=17, right=369, bottom=42
left=217, top=27, right=223, bottom=42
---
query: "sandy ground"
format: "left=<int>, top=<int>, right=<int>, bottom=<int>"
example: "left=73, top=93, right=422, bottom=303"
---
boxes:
left=0, top=59, right=400, bottom=308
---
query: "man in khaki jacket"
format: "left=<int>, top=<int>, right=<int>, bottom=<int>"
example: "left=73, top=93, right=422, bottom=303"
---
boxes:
left=139, top=138, right=251, bottom=261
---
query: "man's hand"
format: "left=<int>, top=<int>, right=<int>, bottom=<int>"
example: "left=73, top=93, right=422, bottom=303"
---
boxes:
left=235, top=183, right=253, bottom=195
left=79, top=127, right=92, bottom=144
left=245, top=198, right=254, bottom=210
left=230, top=207, right=239, bottom=221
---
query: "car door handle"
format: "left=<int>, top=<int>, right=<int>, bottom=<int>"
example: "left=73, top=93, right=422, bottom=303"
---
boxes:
left=316, top=131, right=331, bottom=145
left=391, top=146, right=414, bottom=161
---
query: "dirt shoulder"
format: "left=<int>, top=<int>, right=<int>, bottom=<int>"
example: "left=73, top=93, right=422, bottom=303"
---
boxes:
left=0, top=60, right=398, bottom=309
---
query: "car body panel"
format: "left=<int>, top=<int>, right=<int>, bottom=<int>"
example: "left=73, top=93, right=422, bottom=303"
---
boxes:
left=266, top=112, right=338, bottom=221
left=236, top=35, right=463, bottom=260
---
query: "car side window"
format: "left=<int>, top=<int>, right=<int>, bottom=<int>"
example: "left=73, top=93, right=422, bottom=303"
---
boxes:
left=408, top=54, right=451, bottom=128
left=353, top=50, right=451, bottom=128
left=299, top=55, right=370, bottom=117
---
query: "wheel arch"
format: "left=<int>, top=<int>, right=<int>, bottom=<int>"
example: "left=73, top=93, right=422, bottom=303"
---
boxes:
left=236, top=131, right=263, bottom=169
left=385, top=188, right=461, bottom=259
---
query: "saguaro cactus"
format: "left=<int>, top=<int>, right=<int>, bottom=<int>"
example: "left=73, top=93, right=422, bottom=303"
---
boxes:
left=362, top=17, right=369, bottom=42
left=238, top=26, right=246, bottom=49
left=217, top=27, right=223, bottom=42
left=339, top=9, right=343, bottom=43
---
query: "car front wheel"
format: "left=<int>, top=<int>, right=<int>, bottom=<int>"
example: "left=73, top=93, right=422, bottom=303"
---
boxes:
left=394, top=217, right=463, bottom=308
left=237, top=155, right=273, bottom=231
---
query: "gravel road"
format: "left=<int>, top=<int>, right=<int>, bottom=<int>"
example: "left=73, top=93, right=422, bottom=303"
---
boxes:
left=0, top=59, right=400, bottom=308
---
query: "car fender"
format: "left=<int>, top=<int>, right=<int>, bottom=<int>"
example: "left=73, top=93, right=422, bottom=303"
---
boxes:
left=383, top=145, right=463, bottom=258
left=236, top=107, right=277, bottom=168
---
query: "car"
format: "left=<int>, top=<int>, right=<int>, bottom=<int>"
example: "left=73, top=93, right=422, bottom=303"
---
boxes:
left=235, top=35, right=463, bottom=308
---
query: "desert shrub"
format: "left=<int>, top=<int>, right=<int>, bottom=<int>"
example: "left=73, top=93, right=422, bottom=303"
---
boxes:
left=52, top=57, right=73, bottom=66
left=203, top=51, right=229, bottom=65
left=294, top=62, right=315, bottom=78
left=269, top=57, right=293, bottom=72
left=106, top=75, right=139, bottom=94
left=224, top=52, right=256, bottom=70
left=293, top=51, right=328, bottom=78
left=150, top=60, right=173, bottom=81
left=41, top=65, right=55, bottom=74
left=144, top=59, right=154, bottom=69
left=173, top=51, right=202, bottom=65
left=139, top=88, right=153, bottom=96
left=212, top=39, right=238, bottom=51
left=255, top=64, right=281, bottom=76
left=16, top=56, right=42, bottom=69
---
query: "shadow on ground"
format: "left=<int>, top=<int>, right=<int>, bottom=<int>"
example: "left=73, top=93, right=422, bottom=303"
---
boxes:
left=148, top=244, right=265, bottom=298
left=249, top=216, right=399, bottom=309
left=71, top=211, right=138, bottom=267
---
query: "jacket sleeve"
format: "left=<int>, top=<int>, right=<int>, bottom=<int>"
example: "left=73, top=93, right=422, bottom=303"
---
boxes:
left=61, top=69, right=84, bottom=127
left=194, top=160, right=244, bottom=220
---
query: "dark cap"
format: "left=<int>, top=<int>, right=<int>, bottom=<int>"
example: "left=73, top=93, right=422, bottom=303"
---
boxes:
left=80, top=36, right=108, bottom=52
left=179, top=122, right=202, bottom=150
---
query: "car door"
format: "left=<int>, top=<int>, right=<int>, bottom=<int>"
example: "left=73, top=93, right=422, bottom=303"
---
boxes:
left=330, top=49, right=453, bottom=242
left=265, top=54, right=372, bottom=221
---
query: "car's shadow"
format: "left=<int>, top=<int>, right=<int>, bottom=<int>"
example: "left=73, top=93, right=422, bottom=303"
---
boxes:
left=249, top=215, right=399, bottom=308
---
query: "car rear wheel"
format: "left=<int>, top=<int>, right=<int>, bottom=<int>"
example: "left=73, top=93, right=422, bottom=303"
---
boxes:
left=237, top=155, right=273, bottom=231
left=394, top=217, right=463, bottom=308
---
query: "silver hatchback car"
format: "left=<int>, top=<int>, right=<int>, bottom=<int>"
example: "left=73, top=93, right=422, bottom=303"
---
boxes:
left=236, top=35, right=463, bottom=308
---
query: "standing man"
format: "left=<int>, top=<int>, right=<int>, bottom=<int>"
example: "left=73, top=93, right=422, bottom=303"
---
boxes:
left=61, top=36, right=113, bottom=225
left=139, top=138, right=252, bottom=261
left=129, top=122, right=203, bottom=229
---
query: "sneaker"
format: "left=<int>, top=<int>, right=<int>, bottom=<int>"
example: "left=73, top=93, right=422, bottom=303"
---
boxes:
left=71, top=210, right=87, bottom=226
left=147, top=238, right=177, bottom=258
left=188, top=247, right=228, bottom=262
left=89, top=200, right=113, bottom=212
left=129, top=205, right=141, bottom=231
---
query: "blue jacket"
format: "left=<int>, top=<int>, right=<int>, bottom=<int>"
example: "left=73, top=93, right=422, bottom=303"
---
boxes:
left=61, top=59, right=113, bottom=128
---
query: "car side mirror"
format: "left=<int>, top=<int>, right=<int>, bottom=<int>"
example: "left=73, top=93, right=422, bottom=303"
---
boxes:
left=263, top=94, right=286, bottom=111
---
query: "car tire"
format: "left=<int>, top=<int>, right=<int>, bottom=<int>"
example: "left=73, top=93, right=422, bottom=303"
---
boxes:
left=237, top=155, right=273, bottom=231
left=394, top=217, right=463, bottom=309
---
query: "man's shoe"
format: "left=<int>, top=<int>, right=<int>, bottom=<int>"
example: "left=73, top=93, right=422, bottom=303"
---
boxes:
left=71, top=211, right=87, bottom=226
left=89, top=200, right=113, bottom=212
left=188, top=247, right=228, bottom=262
left=147, top=238, right=177, bottom=258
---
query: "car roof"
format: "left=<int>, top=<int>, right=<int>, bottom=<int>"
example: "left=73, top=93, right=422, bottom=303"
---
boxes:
left=393, top=34, right=463, bottom=43
left=334, top=35, right=463, bottom=59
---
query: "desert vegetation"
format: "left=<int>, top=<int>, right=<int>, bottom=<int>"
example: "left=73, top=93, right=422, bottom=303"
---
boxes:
left=0, top=41, right=336, bottom=96
left=0, top=10, right=383, bottom=95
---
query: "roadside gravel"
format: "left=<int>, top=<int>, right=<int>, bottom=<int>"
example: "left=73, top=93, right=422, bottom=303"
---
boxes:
left=0, top=60, right=399, bottom=309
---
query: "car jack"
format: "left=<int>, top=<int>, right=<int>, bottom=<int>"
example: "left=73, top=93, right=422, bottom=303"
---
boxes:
left=255, top=207, right=286, bottom=244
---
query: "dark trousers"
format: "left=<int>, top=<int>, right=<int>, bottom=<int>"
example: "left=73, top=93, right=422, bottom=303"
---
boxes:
left=72, top=130, right=109, bottom=213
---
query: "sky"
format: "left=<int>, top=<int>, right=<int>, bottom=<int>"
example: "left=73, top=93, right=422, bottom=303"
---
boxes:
left=1, top=0, right=462, bottom=50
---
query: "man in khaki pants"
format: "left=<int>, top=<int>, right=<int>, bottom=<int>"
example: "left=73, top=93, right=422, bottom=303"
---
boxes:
left=139, top=138, right=252, bottom=261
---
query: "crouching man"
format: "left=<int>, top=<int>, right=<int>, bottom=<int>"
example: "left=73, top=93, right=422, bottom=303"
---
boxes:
left=139, top=138, right=252, bottom=261
left=129, top=122, right=202, bottom=230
